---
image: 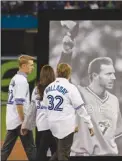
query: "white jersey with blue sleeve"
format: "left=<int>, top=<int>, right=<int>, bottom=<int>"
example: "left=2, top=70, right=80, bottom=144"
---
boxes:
left=43, top=78, right=93, bottom=139
left=22, top=86, right=49, bottom=131
left=6, top=72, right=30, bottom=130
left=32, top=86, right=49, bottom=131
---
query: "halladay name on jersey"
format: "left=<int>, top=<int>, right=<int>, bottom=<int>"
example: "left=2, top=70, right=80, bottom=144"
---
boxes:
left=45, top=84, right=68, bottom=95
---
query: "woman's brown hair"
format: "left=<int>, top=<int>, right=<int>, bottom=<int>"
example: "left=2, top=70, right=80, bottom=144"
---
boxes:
left=37, top=65, right=55, bottom=100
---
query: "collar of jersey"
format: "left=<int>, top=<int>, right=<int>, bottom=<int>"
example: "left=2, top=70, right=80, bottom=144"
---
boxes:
left=56, top=77, right=69, bottom=82
left=17, top=71, right=27, bottom=78
left=86, top=87, right=109, bottom=103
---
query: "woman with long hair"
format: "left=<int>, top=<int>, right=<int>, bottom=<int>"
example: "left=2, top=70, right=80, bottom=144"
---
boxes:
left=21, top=65, right=56, bottom=161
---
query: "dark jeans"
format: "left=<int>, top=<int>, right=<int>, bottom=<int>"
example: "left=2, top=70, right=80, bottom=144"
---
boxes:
left=36, top=129, right=57, bottom=161
left=35, top=127, right=40, bottom=150
left=1, top=125, right=36, bottom=161
left=50, top=132, right=74, bottom=161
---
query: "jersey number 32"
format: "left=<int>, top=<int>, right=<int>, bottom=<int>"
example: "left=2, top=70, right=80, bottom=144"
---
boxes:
left=47, top=95, right=63, bottom=111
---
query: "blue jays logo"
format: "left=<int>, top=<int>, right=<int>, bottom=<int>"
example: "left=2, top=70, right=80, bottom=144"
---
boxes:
left=98, top=120, right=110, bottom=135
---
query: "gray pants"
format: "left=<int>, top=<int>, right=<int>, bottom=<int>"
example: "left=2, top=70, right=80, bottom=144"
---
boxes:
left=50, top=132, right=74, bottom=161
left=1, top=125, right=36, bottom=161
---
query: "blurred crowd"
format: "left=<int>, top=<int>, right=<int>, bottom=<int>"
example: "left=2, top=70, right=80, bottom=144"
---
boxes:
left=1, top=1, right=122, bottom=15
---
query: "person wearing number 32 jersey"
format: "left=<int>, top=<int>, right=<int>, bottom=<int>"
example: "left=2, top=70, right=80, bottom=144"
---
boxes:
left=43, top=63, right=94, bottom=161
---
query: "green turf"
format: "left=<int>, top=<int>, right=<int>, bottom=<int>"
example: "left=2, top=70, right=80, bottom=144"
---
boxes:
left=1, top=105, right=7, bottom=140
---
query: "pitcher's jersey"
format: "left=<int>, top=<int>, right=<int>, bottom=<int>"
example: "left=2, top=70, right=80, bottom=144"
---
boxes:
left=71, top=86, right=122, bottom=155
left=43, top=78, right=85, bottom=139
left=31, top=87, right=49, bottom=131
left=6, top=72, right=30, bottom=130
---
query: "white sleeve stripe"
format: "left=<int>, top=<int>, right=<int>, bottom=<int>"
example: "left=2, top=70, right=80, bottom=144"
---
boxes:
left=15, top=98, right=25, bottom=101
left=15, top=101, right=24, bottom=105
left=15, top=98, right=25, bottom=105
left=115, top=133, right=122, bottom=139
left=75, top=103, right=85, bottom=110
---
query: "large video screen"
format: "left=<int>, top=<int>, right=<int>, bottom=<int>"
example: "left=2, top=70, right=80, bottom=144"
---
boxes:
left=49, top=20, right=122, bottom=156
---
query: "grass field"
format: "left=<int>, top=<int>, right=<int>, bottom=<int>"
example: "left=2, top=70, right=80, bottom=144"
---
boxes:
left=1, top=105, right=6, bottom=140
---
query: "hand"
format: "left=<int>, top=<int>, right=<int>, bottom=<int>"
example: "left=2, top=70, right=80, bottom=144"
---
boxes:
left=20, top=128, right=28, bottom=136
left=74, top=126, right=78, bottom=133
left=89, top=128, right=94, bottom=136
left=61, top=21, right=77, bottom=31
left=63, top=35, right=74, bottom=46
left=62, top=35, right=74, bottom=53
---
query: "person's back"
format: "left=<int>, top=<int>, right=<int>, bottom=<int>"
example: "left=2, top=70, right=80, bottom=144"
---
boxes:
left=31, top=86, right=48, bottom=131
left=21, top=65, right=57, bottom=161
left=45, top=77, right=79, bottom=139
left=44, top=63, right=94, bottom=161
